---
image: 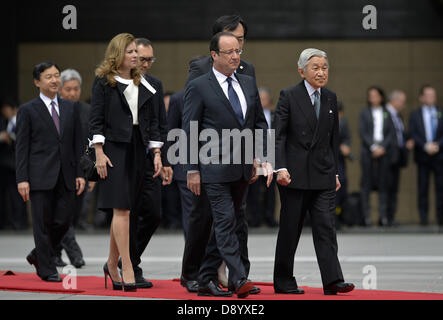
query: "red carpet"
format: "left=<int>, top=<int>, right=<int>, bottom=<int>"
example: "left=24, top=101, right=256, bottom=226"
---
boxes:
left=1, top=270, right=442, bottom=300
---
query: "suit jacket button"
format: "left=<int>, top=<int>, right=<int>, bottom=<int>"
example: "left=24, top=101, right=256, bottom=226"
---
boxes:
left=302, top=131, right=306, bottom=135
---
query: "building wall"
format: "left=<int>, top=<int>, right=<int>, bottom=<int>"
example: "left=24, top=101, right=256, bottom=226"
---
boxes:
left=19, top=39, right=443, bottom=223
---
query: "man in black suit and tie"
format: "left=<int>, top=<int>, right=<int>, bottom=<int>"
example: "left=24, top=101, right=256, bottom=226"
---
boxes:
left=183, top=32, right=272, bottom=298
left=180, top=14, right=257, bottom=292
left=273, top=48, right=354, bottom=295
left=409, top=85, right=443, bottom=227
left=16, top=62, right=85, bottom=282
left=386, top=90, right=414, bottom=226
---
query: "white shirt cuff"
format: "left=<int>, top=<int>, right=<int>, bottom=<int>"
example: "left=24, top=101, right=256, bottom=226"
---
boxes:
left=274, top=168, right=288, bottom=173
left=187, top=170, right=199, bottom=175
left=89, top=135, right=105, bottom=147
left=149, top=141, right=164, bottom=149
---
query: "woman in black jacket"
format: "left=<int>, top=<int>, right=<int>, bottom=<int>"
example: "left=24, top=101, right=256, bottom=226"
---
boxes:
left=89, top=33, right=162, bottom=291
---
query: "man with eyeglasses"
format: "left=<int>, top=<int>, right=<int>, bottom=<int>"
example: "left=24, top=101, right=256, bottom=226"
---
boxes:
left=183, top=32, right=272, bottom=298
left=179, top=14, right=260, bottom=295
left=116, top=38, right=172, bottom=289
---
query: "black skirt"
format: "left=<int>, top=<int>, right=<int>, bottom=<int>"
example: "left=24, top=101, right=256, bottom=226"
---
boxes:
left=97, top=126, right=146, bottom=211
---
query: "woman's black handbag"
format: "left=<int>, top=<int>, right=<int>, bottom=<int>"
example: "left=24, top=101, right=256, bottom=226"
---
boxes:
left=79, top=145, right=99, bottom=182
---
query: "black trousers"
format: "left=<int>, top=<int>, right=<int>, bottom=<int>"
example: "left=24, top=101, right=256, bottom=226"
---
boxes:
left=273, top=186, right=344, bottom=289
left=29, top=170, right=75, bottom=279
left=417, top=160, right=443, bottom=225
left=129, top=154, right=162, bottom=277
left=386, top=163, right=401, bottom=224
left=247, top=176, right=276, bottom=226
left=55, top=189, right=86, bottom=263
left=199, top=180, right=249, bottom=286
left=181, top=185, right=213, bottom=281
left=360, top=153, right=390, bottom=223
left=176, top=180, right=194, bottom=239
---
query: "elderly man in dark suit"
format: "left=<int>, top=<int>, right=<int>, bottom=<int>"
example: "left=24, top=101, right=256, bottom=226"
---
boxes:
left=180, top=14, right=258, bottom=293
left=16, top=62, right=85, bottom=282
left=273, top=48, right=354, bottom=295
left=183, top=32, right=272, bottom=298
left=53, top=68, right=89, bottom=269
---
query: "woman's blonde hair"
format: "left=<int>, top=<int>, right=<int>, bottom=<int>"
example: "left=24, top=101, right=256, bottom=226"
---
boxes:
left=95, top=33, right=141, bottom=87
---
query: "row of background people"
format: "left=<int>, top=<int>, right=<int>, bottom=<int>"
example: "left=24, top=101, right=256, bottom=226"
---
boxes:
left=1, top=73, right=442, bottom=233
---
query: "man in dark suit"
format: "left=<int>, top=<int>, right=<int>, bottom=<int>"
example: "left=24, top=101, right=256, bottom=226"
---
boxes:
left=54, top=68, right=89, bottom=269
left=273, top=48, right=354, bottom=295
left=386, top=90, right=413, bottom=227
left=0, top=99, right=27, bottom=230
left=183, top=32, right=272, bottom=298
left=359, top=87, right=395, bottom=227
left=167, top=90, right=194, bottom=238
left=180, top=14, right=258, bottom=292
left=247, top=87, right=278, bottom=228
left=116, top=38, right=172, bottom=289
left=16, top=62, right=85, bottom=282
left=409, top=85, right=443, bottom=226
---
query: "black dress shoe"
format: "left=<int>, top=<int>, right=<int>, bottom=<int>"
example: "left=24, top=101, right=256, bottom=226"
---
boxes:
left=71, top=258, right=85, bottom=269
left=135, top=276, right=153, bottom=288
left=274, top=287, right=305, bottom=294
left=228, top=283, right=261, bottom=295
left=234, top=279, right=254, bottom=298
left=26, top=253, right=39, bottom=272
left=198, top=280, right=233, bottom=297
left=249, top=286, right=261, bottom=294
left=180, top=276, right=199, bottom=293
left=324, top=281, right=355, bottom=295
left=54, top=256, right=67, bottom=267
left=43, top=273, right=62, bottom=282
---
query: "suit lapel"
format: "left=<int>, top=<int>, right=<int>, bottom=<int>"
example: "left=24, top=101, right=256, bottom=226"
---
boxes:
left=208, top=71, right=243, bottom=127
left=294, top=81, right=317, bottom=134
left=116, top=82, right=131, bottom=111
left=138, top=83, right=154, bottom=109
left=35, top=98, right=60, bottom=139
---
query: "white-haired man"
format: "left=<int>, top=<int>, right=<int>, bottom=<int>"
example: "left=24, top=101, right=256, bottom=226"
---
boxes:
left=273, top=48, right=354, bottom=295
left=56, top=68, right=91, bottom=269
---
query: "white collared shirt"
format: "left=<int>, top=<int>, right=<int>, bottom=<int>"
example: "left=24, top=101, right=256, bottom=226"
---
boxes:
left=212, top=67, right=247, bottom=119
left=371, top=106, right=384, bottom=143
left=304, top=80, right=321, bottom=105
left=114, top=76, right=139, bottom=126
left=39, top=92, right=59, bottom=116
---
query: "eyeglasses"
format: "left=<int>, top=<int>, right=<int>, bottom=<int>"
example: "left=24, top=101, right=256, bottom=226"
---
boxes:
left=218, top=49, right=243, bottom=56
left=139, top=57, right=156, bottom=64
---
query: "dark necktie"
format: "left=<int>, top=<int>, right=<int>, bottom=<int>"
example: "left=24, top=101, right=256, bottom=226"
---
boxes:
left=226, top=77, right=244, bottom=125
left=313, top=91, right=320, bottom=119
left=393, top=114, right=404, bottom=147
left=51, top=101, right=60, bottom=134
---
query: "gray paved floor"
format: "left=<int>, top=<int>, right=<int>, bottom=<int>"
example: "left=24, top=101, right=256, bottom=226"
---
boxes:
left=0, top=228, right=442, bottom=299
